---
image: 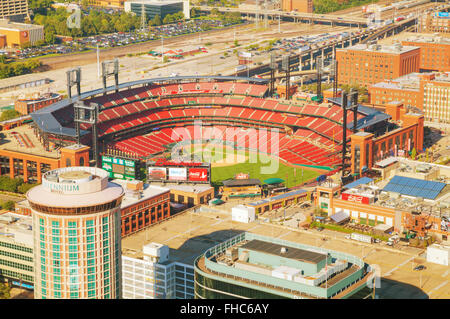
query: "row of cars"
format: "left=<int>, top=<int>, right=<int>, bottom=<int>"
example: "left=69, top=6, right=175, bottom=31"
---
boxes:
left=10, top=19, right=241, bottom=60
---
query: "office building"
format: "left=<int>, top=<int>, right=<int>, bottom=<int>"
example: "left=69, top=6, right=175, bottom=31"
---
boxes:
left=122, top=242, right=195, bottom=299
left=27, top=166, right=124, bottom=299
left=401, top=35, right=450, bottom=72
left=0, top=0, right=28, bottom=21
left=194, top=232, right=374, bottom=299
left=369, top=72, right=450, bottom=123
left=124, top=0, right=184, bottom=21
left=281, top=0, right=313, bottom=13
left=336, top=43, right=420, bottom=88
left=419, top=12, right=450, bottom=34
left=111, top=179, right=171, bottom=237
left=0, top=20, right=44, bottom=48
left=0, top=212, right=34, bottom=289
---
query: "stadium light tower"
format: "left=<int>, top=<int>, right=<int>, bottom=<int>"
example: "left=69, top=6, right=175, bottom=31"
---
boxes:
left=102, top=59, right=119, bottom=94
left=66, top=67, right=81, bottom=99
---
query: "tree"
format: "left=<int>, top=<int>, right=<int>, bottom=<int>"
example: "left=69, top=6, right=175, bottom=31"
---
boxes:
left=0, top=282, right=10, bottom=299
left=191, top=7, right=200, bottom=18
left=0, top=109, right=20, bottom=122
left=2, top=200, right=15, bottom=211
left=152, top=14, right=162, bottom=26
left=411, top=147, right=417, bottom=160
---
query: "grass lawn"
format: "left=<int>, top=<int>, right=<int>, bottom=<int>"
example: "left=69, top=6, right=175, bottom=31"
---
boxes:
left=177, top=145, right=321, bottom=188
left=211, top=160, right=319, bottom=188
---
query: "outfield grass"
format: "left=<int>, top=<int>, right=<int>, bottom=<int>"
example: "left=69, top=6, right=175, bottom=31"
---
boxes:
left=211, top=155, right=319, bottom=188
left=178, top=145, right=320, bottom=188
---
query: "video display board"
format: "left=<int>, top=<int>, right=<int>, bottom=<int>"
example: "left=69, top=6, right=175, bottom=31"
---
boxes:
left=102, top=155, right=137, bottom=180
left=147, top=159, right=210, bottom=184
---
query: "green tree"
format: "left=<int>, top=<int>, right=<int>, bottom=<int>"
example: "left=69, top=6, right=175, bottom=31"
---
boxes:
left=17, top=183, right=37, bottom=194
left=152, top=14, right=162, bottom=26
left=2, top=200, right=15, bottom=211
left=191, top=7, right=199, bottom=18
left=0, top=109, right=20, bottom=121
left=0, top=282, right=10, bottom=299
left=411, top=147, right=417, bottom=160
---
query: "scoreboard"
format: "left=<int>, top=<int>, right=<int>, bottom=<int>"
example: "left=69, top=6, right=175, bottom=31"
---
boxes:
left=102, top=155, right=138, bottom=180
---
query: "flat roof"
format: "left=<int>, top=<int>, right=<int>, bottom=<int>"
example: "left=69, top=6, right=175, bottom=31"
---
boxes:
left=152, top=183, right=213, bottom=194
left=403, top=35, right=450, bottom=45
left=223, top=179, right=261, bottom=187
left=0, top=21, right=44, bottom=31
left=343, top=177, right=373, bottom=189
left=0, top=212, right=33, bottom=246
left=240, top=239, right=327, bottom=264
left=112, top=180, right=169, bottom=208
left=339, top=43, right=420, bottom=54
left=0, top=125, right=60, bottom=159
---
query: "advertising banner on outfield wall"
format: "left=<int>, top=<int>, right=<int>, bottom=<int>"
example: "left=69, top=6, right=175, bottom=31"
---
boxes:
left=168, top=167, right=187, bottom=181
left=148, top=167, right=167, bottom=180
left=188, top=168, right=208, bottom=182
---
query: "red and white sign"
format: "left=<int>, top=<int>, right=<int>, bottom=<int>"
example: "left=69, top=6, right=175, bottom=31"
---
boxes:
left=235, top=172, right=249, bottom=180
left=341, top=193, right=370, bottom=204
left=188, top=168, right=208, bottom=182
left=22, top=31, right=28, bottom=38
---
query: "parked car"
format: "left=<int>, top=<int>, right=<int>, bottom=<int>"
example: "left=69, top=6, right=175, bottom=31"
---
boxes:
left=413, top=265, right=426, bottom=271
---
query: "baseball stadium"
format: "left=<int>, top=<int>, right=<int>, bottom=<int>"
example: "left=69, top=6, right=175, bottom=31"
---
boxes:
left=13, top=73, right=423, bottom=188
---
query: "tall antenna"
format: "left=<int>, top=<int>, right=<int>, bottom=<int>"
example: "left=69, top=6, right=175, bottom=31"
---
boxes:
left=316, top=56, right=322, bottom=102
left=264, top=0, right=268, bottom=29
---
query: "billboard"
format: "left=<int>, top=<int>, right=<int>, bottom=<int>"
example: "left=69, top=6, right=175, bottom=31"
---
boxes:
left=168, top=167, right=187, bottom=181
left=188, top=168, right=208, bottom=182
left=341, top=192, right=370, bottom=205
left=146, top=160, right=210, bottom=183
left=148, top=167, right=167, bottom=180
left=102, top=155, right=137, bottom=180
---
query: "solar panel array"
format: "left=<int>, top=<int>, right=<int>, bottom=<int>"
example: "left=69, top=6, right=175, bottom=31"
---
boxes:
left=383, top=176, right=446, bottom=200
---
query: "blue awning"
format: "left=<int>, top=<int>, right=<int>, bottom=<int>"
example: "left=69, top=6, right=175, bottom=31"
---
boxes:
left=343, top=177, right=373, bottom=189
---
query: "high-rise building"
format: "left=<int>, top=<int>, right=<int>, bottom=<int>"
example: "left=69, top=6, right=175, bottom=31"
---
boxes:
left=26, top=166, right=124, bottom=299
left=0, top=0, right=29, bottom=21
left=336, top=43, right=420, bottom=88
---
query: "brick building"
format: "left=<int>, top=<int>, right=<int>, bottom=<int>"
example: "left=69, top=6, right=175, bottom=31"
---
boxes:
left=14, top=93, right=62, bottom=115
left=401, top=35, right=450, bottom=72
left=112, top=179, right=171, bottom=237
left=281, top=0, right=313, bottom=13
left=336, top=43, right=420, bottom=88
left=0, top=125, right=90, bottom=183
left=369, top=72, right=450, bottom=123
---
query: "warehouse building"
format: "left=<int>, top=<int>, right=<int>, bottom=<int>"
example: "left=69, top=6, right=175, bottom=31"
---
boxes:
left=0, top=20, right=44, bottom=48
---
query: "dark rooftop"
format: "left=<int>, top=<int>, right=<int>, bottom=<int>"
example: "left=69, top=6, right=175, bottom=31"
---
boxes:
left=240, top=239, right=327, bottom=264
left=223, top=178, right=261, bottom=187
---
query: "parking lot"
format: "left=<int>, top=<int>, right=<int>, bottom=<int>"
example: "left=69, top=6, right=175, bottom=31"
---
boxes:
left=7, top=19, right=243, bottom=61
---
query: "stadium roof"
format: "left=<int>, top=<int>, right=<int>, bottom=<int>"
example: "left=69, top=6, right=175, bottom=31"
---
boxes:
left=240, top=239, right=327, bottom=264
left=326, top=97, right=391, bottom=130
left=343, top=177, right=373, bottom=189
left=383, top=175, right=446, bottom=200
left=31, top=76, right=270, bottom=136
